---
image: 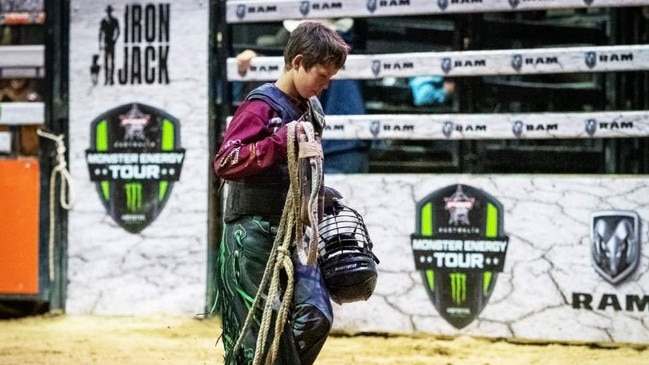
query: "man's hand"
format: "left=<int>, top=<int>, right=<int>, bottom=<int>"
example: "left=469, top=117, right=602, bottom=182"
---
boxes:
left=236, top=49, right=258, bottom=76
left=324, top=186, right=344, bottom=215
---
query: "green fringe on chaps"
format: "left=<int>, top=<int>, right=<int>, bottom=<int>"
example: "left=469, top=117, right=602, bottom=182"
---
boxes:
left=214, top=216, right=301, bottom=365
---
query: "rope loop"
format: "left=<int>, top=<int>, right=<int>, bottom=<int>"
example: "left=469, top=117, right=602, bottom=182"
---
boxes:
left=37, top=128, right=75, bottom=209
left=36, top=128, right=75, bottom=282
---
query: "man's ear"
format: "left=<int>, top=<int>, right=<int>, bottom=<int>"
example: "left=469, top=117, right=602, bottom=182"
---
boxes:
left=291, top=54, right=304, bottom=70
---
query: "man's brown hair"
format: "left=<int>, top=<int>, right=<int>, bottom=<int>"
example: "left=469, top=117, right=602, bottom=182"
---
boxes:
left=283, top=21, right=349, bottom=71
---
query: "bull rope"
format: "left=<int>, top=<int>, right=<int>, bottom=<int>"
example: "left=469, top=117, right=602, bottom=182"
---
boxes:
left=230, top=120, right=323, bottom=365
left=37, top=129, right=75, bottom=281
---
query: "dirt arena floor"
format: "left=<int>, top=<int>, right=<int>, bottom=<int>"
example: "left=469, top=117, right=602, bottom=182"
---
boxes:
left=0, top=313, right=647, bottom=365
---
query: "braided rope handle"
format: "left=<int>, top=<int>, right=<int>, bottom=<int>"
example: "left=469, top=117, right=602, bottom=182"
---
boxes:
left=294, top=121, right=323, bottom=266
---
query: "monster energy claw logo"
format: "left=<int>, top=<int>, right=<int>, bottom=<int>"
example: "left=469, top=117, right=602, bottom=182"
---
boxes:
left=125, top=182, right=143, bottom=212
left=450, top=272, right=467, bottom=305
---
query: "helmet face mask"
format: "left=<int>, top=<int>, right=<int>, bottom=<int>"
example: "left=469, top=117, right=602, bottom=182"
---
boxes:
left=317, top=203, right=379, bottom=305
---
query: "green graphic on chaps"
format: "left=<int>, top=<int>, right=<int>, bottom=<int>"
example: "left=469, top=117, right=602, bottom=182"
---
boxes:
left=85, top=103, right=185, bottom=233
left=216, top=219, right=274, bottom=365
left=412, top=184, right=509, bottom=329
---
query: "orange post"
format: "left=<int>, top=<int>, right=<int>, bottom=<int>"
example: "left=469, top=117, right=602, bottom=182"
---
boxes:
left=0, top=158, right=40, bottom=295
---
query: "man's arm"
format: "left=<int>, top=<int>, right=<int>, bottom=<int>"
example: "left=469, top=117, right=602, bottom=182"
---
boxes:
left=214, top=100, right=288, bottom=180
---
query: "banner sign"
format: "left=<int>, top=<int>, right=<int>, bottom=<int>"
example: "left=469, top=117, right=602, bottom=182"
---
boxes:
left=226, top=0, right=649, bottom=23
left=85, top=103, right=185, bottom=233
left=228, top=45, right=649, bottom=81
left=319, top=111, right=649, bottom=140
left=324, top=174, right=649, bottom=345
left=411, top=184, right=509, bottom=329
left=228, top=111, right=649, bottom=140
left=69, top=0, right=208, bottom=314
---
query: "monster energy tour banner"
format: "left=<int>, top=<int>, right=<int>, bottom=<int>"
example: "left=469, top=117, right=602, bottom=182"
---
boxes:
left=68, top=0, right=208, bottom=315
left=85, top=103, right=185, bottom=233
left=321, top=174, right=649, bottom=345
left=411, top=184, right=510, bottom=329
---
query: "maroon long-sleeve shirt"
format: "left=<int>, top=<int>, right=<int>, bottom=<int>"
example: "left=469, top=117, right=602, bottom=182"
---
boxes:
left=214, top=99, right=304, bottom=181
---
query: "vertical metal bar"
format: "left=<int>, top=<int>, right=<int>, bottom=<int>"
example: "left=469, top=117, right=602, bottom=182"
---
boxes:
left=604, top=8, right=621, bottom=174
left=460, top=13, right=482, bottom=173
left=206, top=0, right=228, bottom=316
left=636, top=7, right=649, bottom=174
left=42, top=0, right=70, bottom=311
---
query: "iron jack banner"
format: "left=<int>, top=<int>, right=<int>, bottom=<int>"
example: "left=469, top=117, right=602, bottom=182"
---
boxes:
left=411, top=184, right=509, bottom=329
left=85, top=103, right=185, bottom=233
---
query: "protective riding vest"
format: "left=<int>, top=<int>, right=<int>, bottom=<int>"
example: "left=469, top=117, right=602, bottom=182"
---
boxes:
left=225, top=83, right=325, bottom=224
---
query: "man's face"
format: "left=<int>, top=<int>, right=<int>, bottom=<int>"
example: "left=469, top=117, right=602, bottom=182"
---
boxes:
left=293, top=57, right=339, bottom=99
left=10, top=78, right=28, bottom=90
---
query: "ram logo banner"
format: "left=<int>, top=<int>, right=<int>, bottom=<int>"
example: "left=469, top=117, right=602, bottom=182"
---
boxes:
left=511, top=54, right=523, bottom=71
left=300, top=1, right=310, bottom=16
left=85, top=103, right=185, bottom=233
left=441, top=58, right=452, bottom=74
left=585, top=119, right=597, bottom=136
left=367, top=0, right=378, bottom=13
left=512, top=120, right=524, bottom=137
left=585, top=52, right=597, bottom=69
left=411, top=184, right=509, bottom=329
left=590, top=210, right=641, bottom=285
left=442, top=121, right=453, bottom=138
left=370, top=121, right=381, bottom=137
left=371, top=60, right=381, bottom=76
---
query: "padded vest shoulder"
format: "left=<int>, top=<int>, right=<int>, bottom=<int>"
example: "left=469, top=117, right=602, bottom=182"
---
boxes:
left=246, top=83, right=305, bottom=123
